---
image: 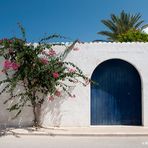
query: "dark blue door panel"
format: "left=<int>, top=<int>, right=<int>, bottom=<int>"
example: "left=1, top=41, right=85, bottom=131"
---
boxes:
left=91, top=59, right=142, bottom=125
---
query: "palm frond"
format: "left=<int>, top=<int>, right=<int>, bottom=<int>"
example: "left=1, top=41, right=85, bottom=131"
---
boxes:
left=101, top=20, right=117, bottom=32
left=98, top=31, right=116, bottom=40
left=98, top=11, right=147, bottom=41
left=141, top=24, right=148, bottom=30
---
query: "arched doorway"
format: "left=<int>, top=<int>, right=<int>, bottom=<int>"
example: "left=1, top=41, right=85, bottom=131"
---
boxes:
left=91, top=59, right=142, bottom=125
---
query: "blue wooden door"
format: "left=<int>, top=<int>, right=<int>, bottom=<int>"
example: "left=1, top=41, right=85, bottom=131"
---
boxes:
left=91, top=59, right=142, bottom=125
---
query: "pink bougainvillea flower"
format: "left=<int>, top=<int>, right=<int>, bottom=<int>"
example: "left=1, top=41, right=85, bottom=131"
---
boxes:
left=48, top=49, right=56, bottom=56
left=68, top=68, right=76, bottom=73
left=9, top=40, right=13, bottom=43
left=3, top=60, right=12, bottom=69
left=11, top=62, right=20, bottom=70
left=48, top=96, right=54, bottom=101
left=73, top=47, right=79, bottom=51
left=54, top=90, right=61, bottom=97
left=52, top=72, right=59, bottom=79
left=40, top=58, right=48, bottom=64
left=3, top=60, right=20, bottom=70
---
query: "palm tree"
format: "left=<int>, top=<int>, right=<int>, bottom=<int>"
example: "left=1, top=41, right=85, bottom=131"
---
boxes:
left=98, top=10, right=148, bottom=41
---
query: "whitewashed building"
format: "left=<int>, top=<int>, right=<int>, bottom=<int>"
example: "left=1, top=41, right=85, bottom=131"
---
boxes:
left=0, top=42, right=148, bottom=127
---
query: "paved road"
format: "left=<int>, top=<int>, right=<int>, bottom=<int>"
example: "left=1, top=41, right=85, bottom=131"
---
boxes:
left=1, top=135, right=148, bottom=148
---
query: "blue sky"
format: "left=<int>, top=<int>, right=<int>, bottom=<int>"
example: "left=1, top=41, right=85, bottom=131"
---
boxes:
left=0, top=0, right=148, bottom=42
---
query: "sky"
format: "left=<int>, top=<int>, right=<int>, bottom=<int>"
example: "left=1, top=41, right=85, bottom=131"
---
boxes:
left=0, top=0, right=148, bottom=42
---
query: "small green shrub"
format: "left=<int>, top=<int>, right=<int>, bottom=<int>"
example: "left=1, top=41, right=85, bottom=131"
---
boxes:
left=116, top=29, right=148, bottom=42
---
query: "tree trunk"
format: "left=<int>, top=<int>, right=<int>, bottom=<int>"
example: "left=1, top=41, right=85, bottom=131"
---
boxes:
left=33, top=103, right=41, bottom=128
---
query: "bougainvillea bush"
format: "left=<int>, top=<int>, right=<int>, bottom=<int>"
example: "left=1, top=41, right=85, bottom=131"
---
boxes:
left=0, top=26, right=89, bottom=127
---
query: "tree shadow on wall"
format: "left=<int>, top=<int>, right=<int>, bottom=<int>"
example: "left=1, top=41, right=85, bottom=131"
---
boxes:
left=41, top=86, right=76, bottom=127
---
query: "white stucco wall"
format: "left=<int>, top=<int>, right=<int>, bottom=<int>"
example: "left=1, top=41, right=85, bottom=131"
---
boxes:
left=0, top=42, right=148, bottom=127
